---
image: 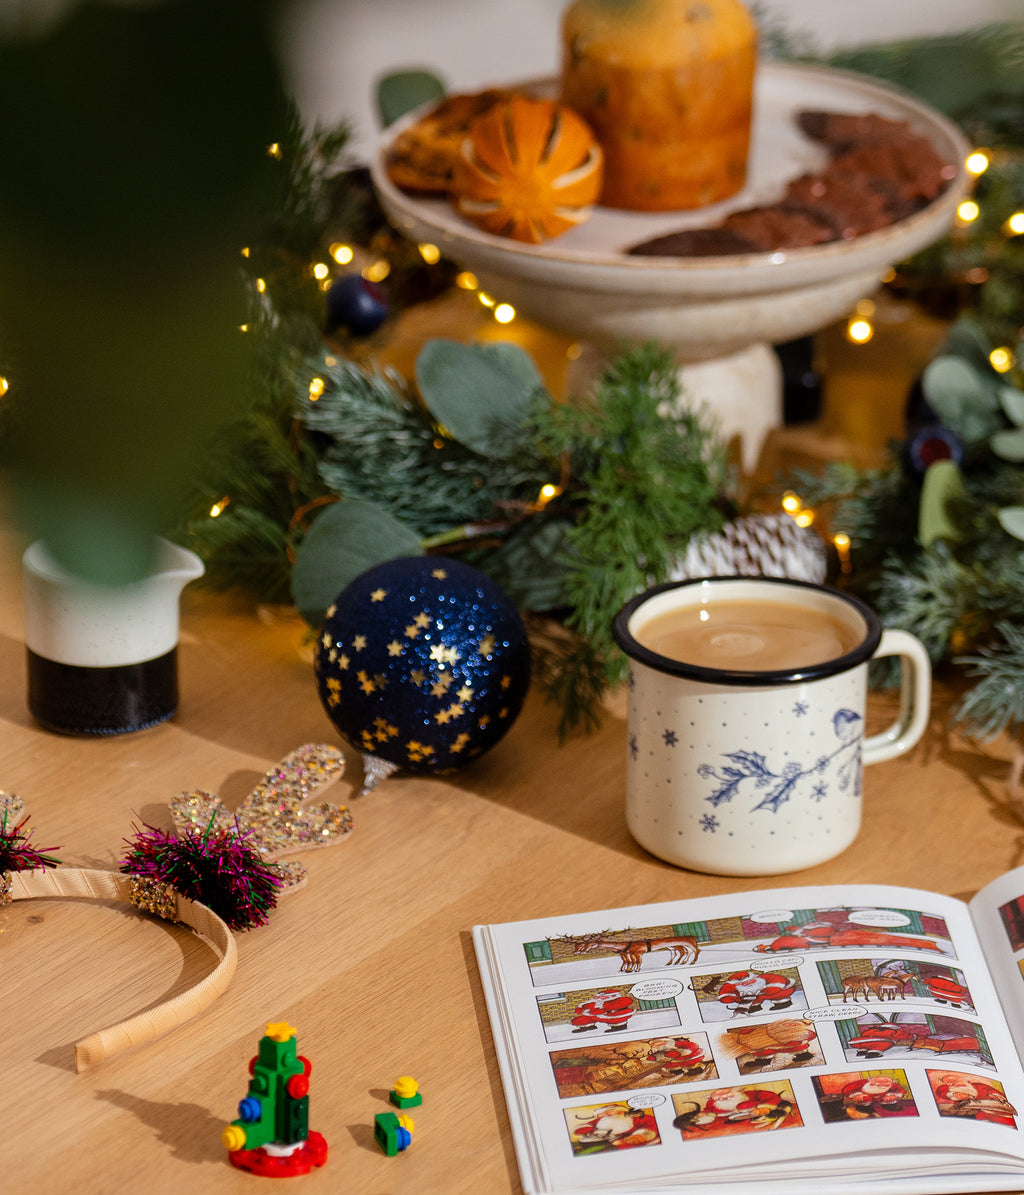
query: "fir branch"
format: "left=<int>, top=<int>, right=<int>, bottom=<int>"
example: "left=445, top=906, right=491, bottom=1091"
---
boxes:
left=295, top=353, right=551, bottom=539
left=533, top=344, right=730, bottom=732
left=872, top=543, right=976, bottom=663
left=956, top=621, right=1024, bottom=741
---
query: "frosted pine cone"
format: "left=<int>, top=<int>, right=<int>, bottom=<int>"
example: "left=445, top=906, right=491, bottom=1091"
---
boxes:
left=670, top=513, right=827, bottom=583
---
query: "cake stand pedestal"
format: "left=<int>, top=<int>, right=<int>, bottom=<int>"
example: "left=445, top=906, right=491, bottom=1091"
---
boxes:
left=371, top=63, right=970, bottom=472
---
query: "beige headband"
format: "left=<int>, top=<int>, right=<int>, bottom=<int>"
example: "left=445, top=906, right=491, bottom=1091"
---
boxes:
left=2, top=743, right=352, bottom=1071
left=6, top=866, right=236, bottom=1071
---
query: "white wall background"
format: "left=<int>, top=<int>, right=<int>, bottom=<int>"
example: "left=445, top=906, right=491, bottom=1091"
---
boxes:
left=279, top=0, right=1021, bottom=161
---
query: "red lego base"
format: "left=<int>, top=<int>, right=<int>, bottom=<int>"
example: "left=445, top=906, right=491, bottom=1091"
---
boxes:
left=228, top=1130, right=328, bottom=1177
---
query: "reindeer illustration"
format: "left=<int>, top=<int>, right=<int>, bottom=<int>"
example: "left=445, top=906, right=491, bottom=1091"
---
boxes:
left=841, top=966, right=914, bottom=1003
left=564, top=931, right=700, bottom=973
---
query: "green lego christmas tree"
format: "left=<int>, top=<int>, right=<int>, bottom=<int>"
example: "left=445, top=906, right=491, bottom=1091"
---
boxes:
left=222, top=1022, right=328, bottom=1176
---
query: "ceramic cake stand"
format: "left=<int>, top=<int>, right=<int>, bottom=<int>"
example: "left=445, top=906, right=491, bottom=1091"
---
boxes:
left=371, top=63, right=971, bottom=470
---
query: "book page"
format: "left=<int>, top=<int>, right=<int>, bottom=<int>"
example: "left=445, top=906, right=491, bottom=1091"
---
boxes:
left=475, top=883, right=1024, bottom=1194
left=970, top=865, right=1024, bottom=1068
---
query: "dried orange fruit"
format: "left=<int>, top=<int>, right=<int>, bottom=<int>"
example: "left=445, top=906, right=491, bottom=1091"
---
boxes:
left=450, top=95, right=603, bottom=243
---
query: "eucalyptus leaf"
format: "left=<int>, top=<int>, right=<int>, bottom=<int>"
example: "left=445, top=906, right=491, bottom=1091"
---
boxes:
left=998, top=384, right=1024, bottom=428
left=291, top=499, right=422, bottom=626
left=375, top=69, right=445, bottom=128
left=944, top=319, right=997, bottom=369
left=997, top=506, right=1024, bottom=542
left=921, top=355, right=1001, bottom=442
left=415, top=338, right=550, bottom=457
left=918, top=459, right=966, bottom=547
left=990, top=427, right=1024, bottom=462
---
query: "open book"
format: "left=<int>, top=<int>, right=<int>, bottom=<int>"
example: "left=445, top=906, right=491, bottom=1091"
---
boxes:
left=473, top=870, right=1024, bottom=1194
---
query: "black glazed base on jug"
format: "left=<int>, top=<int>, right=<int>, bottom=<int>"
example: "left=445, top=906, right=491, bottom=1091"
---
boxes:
left=26, top=647, right=179, bottom=735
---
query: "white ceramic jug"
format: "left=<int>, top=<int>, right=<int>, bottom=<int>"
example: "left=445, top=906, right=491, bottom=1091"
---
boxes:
left=23, top=537, right=204, bottom=735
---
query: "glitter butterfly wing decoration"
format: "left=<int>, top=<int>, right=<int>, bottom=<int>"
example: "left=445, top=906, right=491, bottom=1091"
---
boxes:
left=169, top=744, right=352, bottom=896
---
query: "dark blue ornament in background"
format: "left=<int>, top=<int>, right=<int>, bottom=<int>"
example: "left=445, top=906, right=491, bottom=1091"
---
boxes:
left=905, top=424, right=964, bottom=476
left=314, top=556, right=531, bottom=776
left=324, top=273, right=388, bottom=336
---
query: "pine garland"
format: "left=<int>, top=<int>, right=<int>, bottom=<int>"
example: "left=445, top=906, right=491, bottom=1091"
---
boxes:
left=299, top=355, right=551, bottom=541
left=794, top=453, right=1024, bottom=740
left=528, top=347, right=729, bottom=728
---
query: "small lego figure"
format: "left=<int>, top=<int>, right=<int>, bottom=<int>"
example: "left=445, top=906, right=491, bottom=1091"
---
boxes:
left=222, top=1021, right=328, bottom=1176
left=375, top=1110, right=415, bottom=1155
left=390, top=1075, right=423, bottom=1108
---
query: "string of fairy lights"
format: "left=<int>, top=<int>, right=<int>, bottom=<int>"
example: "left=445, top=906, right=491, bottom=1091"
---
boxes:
left=3, top=138, right=1017, bottom=574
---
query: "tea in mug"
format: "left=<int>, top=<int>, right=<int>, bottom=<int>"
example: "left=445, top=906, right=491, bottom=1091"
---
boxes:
left=635, top=597, right=860, bottom=672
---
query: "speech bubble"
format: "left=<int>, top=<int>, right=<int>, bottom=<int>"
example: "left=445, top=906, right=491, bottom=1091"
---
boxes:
left=751, top=956, right=803, bottom=971
left=628, top=1093, right=665, bottom=1110
left=807, top=1005, right=865, bottom=1021
left=748, top=909, right=795, bottom=924
left=630, top=978, right=683, bottom=1002
left=848, top=909, right=911, bottom=928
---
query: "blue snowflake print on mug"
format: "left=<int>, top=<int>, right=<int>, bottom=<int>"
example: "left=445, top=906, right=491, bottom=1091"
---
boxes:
left=697, top=707, right=863, bottom=821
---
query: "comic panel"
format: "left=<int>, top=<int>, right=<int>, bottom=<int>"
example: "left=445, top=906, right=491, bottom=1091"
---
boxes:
left=816, top=957, right=974, bottom=1011
left=549, top=1032, right=716, bottom=1099
left=524, top=926, right=701, bottom=987
left=835, top=1011, right=993, bottom=1069
left=998, top=895, right=1024, bottom=953
left=715, top=1016, right=824, bottom=1075
left=692, top=965, right=807, bottom=1023
left=812, top=1069, right=919, bottom=1122
left=523, top=906, right=954, bottom=987
left=563, top=1100, right=662, bottom=1156
left=535, top=979, right=686, bottom=1045
left=671, top=1080, right=803, bottom=1140
left=742, top=907, right=954, bottom=960
left=926, top=1069, right=1019, bottom=1128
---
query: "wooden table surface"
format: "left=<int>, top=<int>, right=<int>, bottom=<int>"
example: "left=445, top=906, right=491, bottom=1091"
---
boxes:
left=2, top=504, right=1022, bottom=1194
left=2, top=295, right=1019, bottom=1194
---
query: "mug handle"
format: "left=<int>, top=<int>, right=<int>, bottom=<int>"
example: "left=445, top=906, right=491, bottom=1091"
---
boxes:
left=862, top=628, right=932, bottom=766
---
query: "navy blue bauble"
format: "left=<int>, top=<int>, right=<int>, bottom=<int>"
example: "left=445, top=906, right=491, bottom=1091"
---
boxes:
left=314, top=557, right=531, bottom=774
left=325, top=274, right=388, bottom=336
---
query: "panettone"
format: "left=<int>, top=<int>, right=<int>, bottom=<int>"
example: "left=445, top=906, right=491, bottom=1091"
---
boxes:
left=560, top=0, right=757, bottom=211
left=449, top=94, right=604, bottom=243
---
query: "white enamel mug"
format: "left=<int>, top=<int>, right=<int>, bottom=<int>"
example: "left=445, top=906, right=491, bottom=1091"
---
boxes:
left=612, top=577, right=931, bottom=876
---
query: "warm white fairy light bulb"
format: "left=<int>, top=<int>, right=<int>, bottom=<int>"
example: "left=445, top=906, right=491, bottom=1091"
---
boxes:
left=846, top=317, right=874, bottom=344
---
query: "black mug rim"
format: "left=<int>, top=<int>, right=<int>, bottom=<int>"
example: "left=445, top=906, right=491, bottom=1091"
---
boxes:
left=611, top=575, right=883, bottom=686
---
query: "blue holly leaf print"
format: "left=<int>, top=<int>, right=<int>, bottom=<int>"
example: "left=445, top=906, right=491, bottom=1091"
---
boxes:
left=753, top=762, right=802, bottom=812
left=702, top=767, right=746, bottom=807
left=724, top=750, right=772, bottom=778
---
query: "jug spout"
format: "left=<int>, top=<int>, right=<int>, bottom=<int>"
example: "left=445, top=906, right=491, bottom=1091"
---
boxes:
left=153, top=538, right=206, bottom=592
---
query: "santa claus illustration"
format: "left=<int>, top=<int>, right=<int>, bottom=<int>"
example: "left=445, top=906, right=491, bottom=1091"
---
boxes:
left=674, top=1086, right=793, bottom=1132
left=570, top=989, right=636, bottom=1033
left=933, top=1073, right=1016, bottom=1126
left=839, top=1073, right=913, bottom=1118
left=645, top=1036, right=708, bottom=1079
left=714, top=969, right=796, bottom=1015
